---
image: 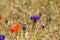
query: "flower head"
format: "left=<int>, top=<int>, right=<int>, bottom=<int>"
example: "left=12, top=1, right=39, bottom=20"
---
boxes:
left=0, top=34, right=5, bottom=40
left=30, top=15, right=40, bottom=22
left=21, top=24, right=27, bottom=30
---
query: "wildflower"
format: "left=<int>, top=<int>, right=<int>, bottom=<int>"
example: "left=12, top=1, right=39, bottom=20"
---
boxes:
left=30, top=15, right=40, bottom=23
left=38, top=24, right=45, bottom=30
left=21, top=24, right=27, bottom=31
left=0, top=16, right=2, bottom=20
left=0, top=34, right=5, bottom=40
left=9, top=24, right=22, bottom=33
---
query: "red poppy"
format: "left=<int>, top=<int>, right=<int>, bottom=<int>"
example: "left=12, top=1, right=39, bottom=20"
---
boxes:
left=9, top=24, right=22, bottom=33
left=0, top=16, right=2, bottom=20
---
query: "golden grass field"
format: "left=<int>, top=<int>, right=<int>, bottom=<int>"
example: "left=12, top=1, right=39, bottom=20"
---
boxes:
left=0, top=0, right=60, bottom=40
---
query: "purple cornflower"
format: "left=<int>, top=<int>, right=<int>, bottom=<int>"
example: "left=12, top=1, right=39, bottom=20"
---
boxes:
left=0, top=34, right=5, bottom=40
left=21, top=24, right=27, bottom=30
left=30, top=15, right=40, bottom=22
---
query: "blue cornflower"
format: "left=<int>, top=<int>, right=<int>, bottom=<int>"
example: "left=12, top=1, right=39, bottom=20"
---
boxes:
left=30, top=16, right=40, bottom=22
left=0, top=34, right=5, bottom=40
